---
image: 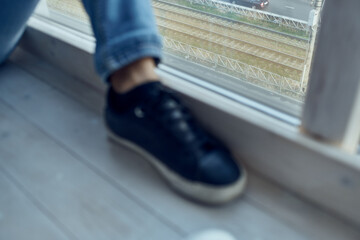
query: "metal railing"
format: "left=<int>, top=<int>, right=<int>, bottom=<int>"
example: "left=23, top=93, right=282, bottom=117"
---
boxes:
left=186, top=0, right=310, bottom=32
left=163, top=37, right=305, bottom=98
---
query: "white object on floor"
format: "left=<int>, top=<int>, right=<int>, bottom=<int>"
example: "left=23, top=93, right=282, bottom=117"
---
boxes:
left=186, top=229, right=237, bottom=240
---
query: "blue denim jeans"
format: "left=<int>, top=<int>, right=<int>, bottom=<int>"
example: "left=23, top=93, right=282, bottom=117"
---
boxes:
left=0, top=0, right=163, bottom=82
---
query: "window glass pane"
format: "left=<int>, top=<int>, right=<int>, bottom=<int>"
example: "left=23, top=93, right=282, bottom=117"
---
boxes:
left=46, top=0, right=88, bottom=22
left=42, top=0, right=323, bottom=117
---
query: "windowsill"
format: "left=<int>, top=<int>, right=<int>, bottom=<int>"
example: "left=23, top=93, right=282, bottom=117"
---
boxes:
left=3, top=59, right=360, bottom=240
left=12, top=13, right=360, bottom=228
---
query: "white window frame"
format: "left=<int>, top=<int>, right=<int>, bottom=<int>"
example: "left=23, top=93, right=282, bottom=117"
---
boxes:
left=16, top=0, right=360, bottom=227
left=302, top=0, right=360, bottom=153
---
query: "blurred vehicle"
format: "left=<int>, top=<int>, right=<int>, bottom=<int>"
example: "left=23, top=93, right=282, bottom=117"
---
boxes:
left=231, top=0, right=269, bottom=9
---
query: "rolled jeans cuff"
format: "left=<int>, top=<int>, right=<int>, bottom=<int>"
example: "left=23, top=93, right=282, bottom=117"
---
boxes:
left=95, top=31, right=163, bottom=83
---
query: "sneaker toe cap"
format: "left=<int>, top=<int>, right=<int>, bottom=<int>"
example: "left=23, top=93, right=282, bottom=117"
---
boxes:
left=197, top=150, right=241, bottom=186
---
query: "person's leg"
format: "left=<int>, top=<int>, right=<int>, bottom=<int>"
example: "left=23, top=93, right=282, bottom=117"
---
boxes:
left=81, top=0, right=162, bottom=92
left=110, top=57, right=158, bottom=93
left=81, top=0, right=246, bottom=204
left=0, top=0, right=40, bottom=65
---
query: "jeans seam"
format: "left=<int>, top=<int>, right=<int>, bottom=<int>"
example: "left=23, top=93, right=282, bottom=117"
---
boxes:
left=96, top=30, right=162, bottom=78
left=98, top=41, right=162, bottom=81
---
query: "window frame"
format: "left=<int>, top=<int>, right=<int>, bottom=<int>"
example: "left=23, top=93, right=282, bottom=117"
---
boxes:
left=301, top=0, right=360, bottom=153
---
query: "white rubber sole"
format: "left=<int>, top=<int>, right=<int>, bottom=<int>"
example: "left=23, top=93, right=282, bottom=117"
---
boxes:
left=107, top=129, right=247, bottom=204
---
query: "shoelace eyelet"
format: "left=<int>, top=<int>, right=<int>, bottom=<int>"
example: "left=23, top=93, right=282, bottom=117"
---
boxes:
left=134, top=107, right=145, bottom=118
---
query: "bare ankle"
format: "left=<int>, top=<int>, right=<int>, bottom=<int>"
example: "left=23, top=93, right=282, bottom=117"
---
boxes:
left=110, top=58, right=159, bottom=93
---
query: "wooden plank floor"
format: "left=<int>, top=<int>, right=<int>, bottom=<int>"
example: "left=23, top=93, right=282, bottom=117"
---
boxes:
left=1, top=53, right=360, bottom=239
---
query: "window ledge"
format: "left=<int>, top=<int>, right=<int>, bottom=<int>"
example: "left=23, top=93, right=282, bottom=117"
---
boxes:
left=13, top=14, right=360, bottom=228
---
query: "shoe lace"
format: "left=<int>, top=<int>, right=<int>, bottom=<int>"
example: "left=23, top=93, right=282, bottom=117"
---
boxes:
left=141, top=87, right=214, bottom=155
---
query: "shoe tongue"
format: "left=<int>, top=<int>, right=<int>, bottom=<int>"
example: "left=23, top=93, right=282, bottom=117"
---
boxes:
left=125, top=81, right=162, bottom=101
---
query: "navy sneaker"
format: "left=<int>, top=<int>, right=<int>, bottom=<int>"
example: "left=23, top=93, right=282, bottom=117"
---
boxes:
left=105, top=82, right=246, bottom=204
